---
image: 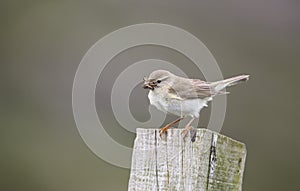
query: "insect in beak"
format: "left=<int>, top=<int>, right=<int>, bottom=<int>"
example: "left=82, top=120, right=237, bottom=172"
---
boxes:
left=143, top=77, right=155, bottom=90
left=143, top=82, right=154, bottom=90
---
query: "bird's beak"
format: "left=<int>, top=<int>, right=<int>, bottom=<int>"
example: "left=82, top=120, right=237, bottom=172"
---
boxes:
left=143, top=81, right=154, bottom=90
left=143, top=77, right=154, bottom=90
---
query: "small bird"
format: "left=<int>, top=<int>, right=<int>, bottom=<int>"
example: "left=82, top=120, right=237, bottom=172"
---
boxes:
left=143, top=70, right=249, bottom=138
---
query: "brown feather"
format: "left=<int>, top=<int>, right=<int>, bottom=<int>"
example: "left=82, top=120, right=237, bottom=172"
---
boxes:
left=167, top=75, right=249, bottom=100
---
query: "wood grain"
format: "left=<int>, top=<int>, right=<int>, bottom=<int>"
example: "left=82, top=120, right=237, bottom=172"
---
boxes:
left=128, top=128, right=246, bottom=191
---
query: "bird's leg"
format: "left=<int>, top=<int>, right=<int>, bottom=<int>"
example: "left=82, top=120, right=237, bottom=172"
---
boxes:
left=181, top=117, right=195, bottom=138
left=159, top=117, right=184, bottom=137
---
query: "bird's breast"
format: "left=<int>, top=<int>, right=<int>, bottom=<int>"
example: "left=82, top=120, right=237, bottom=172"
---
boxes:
left=148, top=90, right=167, bottom=112
left=148, top=89, right=208, bottom=118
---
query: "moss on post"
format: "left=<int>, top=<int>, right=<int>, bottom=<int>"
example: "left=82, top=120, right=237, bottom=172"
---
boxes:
left=128, top=128, right=246, bottom=191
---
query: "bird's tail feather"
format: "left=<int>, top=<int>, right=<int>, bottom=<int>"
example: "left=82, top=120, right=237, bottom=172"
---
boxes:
left=211, top=75, right=249, bottom=92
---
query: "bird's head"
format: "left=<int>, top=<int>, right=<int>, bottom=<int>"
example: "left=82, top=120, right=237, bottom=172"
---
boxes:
left=143, top=70, right=171, bottom=90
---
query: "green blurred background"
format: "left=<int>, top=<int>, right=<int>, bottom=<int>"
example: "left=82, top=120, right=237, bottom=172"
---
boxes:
left=1, top=0, right=299, bottom=190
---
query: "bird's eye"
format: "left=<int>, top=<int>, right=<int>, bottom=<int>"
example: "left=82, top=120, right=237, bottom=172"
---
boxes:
left=157, top=80, right=161, bottom=83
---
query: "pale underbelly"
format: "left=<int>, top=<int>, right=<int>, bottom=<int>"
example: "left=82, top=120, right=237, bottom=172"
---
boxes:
left=148, top=91, right=207, bottom=118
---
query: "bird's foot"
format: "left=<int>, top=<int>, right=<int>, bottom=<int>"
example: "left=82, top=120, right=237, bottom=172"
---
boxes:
left=159, top=125, right=173, bottom=137
left=159, top=117, right=184, bottom=137
left=182, top=126, right=197, bottom=142
left=181, top=125, right=193, bottom=137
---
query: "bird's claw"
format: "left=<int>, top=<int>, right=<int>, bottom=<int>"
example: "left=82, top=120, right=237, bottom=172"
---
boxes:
left=181, top=126, right=192, bottom=137
left=159, top=125, right=172, bottom=137
left=182, top=126, right=197, bottom=142
left=159, top=117, right=183, bottom=137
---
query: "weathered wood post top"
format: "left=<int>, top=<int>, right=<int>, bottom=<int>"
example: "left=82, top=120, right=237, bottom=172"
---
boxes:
left=128, top=128, right=246, bottom=191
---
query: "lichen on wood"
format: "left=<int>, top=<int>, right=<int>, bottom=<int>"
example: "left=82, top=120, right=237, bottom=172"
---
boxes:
left=128, top=128, right=246, bottom=191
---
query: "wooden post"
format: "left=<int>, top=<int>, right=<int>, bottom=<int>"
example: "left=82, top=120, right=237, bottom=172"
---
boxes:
left=128, top=128, right=246, bottom=191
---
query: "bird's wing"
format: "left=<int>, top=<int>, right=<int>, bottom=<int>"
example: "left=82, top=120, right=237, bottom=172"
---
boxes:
left=168, top=78, right=226, bottom=99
